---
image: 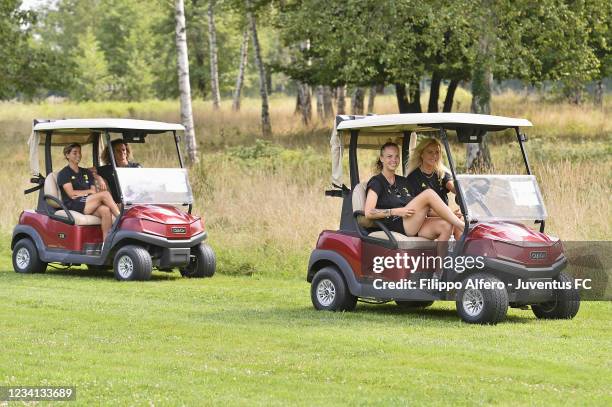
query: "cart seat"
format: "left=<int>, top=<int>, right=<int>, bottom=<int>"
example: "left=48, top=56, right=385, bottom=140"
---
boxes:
left=352, top=181, right=435, bottom=248
left=44, top=171, right=102, bottom=226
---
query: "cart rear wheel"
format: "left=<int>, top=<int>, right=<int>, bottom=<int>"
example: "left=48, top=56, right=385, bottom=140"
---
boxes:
left=113, top=245, right=152, bottom=281
left=532, top=272, right=580, bottom=319
left=180, top=243, right=216, bottom=278
left=12, top=238, right=46, bottom=274
left=311, top=267, right=356, bottom=311
left=456, top=273, right=508, bottom=325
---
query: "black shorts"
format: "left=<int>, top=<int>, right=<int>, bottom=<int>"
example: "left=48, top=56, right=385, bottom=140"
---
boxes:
left=65, top=196, right=87, bottom=213
left=368, top=216, right=406, bottom=235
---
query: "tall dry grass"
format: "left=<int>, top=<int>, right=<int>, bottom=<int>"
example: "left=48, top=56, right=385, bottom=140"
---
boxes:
left=0, top=92, right=609, bottom=276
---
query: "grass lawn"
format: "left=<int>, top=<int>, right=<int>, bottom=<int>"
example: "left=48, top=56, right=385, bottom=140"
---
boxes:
left=1, top=242, right=611, bottom=406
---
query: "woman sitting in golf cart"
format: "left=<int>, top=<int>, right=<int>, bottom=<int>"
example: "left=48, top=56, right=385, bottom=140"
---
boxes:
left=406, top=137, right=462, bottom=238
left=364, top=142, right=464, bottom=241
left=92, top=139, right=142, bottom=202
left=100, top=139, right=142, bottom=168
left=57, top=143, right=121, bottom=241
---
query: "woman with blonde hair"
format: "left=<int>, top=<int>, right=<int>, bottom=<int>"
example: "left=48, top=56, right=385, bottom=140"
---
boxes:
left=406, top=137, right=455, bottom=204
left=406, top=137, right=462, bottom=238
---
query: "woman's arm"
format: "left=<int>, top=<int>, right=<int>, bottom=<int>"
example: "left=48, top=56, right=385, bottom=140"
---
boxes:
left=62, top=182, right=91, bottom=199
left=364, top=190, right=414, bottom=219
left=364, top=190, right=390, bottom=219
left=446, top=179, right=456, bottom=194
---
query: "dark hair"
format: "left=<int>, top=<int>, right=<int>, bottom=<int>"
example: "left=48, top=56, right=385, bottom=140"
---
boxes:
left=63, top=143, right=81, bottom=158
left=101, top=139, right=132, bottom=165
left=374, top=141, right=400, bottom=172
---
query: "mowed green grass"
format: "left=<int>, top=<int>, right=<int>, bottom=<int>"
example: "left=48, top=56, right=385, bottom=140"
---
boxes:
left=1, top=243, right=610, bottom=406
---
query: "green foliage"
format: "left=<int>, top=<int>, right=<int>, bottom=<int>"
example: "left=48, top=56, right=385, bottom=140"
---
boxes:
left=0, top=0, right=64, bottom=99
left=228, top=138, right=282, bottom=160
left=72, top=28, right=112, bottom=101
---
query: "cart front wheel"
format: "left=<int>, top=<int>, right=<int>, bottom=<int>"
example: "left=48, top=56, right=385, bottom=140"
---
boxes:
left=113, top=245, right=152, bottom=281
left=180, top=243, right=216, bottom=278
left=532, top=272, right=580, bottom=319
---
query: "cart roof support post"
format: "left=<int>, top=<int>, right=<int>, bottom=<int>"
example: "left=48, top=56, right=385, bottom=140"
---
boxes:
left=349, top=129, right=359, bottom=189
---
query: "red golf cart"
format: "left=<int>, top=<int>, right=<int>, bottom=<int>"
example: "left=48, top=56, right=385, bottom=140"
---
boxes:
left=12, top=118, right=215, bottom=281
left=308, top=113, right=579, bottom=324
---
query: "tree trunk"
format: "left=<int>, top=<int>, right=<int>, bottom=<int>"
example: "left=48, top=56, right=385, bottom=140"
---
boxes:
left=246, top=0, right=271, bottom=137
left=175, top=0, right=198, bottom=164
left=207, top=0, right=221, bottom=109
left=568, top=86, right=583, bottom=105
left=442, top=78, right=459, bottom=112
left=316, top=85, right=324, bottom=120
left=191, top=0, right=207, bottom=98
left=594, top=79, right=604, bottom=109
left=296, top=40, right=312, bottom=124
left=232, top=26, right=249, bottom=111
left=367, top=85, right=376, bottom=113
left=467, top=30, right=493, bottom=170
left=428, top=71, right=442, bottom=112
left=395, top=82, right=410, bottom=113
left=297, top=82, right=311, bottom=125
left=323, top=85, right=334, bottom=119
left=407, top=79, right=422, bottom=113
left=351, top=87, right=365, bottom=115
left=336, top=85, right=346, bottom=114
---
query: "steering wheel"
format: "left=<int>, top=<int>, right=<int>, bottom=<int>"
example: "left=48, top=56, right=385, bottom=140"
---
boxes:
left=463, top=178, right=493, bottom=218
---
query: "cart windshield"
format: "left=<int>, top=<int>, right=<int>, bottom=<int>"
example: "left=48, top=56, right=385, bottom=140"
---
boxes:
left=116, top=168, right=193, bottom=204
left=456, top=175, right=547, bottom=221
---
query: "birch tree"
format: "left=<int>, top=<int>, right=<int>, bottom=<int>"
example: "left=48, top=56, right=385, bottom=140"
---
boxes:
left=246, top=0, right=271, bottom=137
left=175, top=0, right=198, bottom=163
left=232, top=26, right=249, bottom=111
left=207, top=0, right=221, bottom=109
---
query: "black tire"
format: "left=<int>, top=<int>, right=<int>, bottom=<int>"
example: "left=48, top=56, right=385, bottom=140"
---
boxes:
left=532, top=272, right=580, bottom=319
left=310, top=266, right=357, bottom=311
left=456, top=273, right=508, bottom=325
left=113, top=245, right=152, bottom=281
left=12, top=238, right=47, bottom=274
left=180, top=243, right=216, bottom=278
left=395, top=300, right=435, bottom=309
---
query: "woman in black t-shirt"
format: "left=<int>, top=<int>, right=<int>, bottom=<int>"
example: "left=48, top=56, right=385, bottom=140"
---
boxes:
left=57, top=143, right=121, bottom=241
left=406, top=137, right=462, bottom=239
left=364, top=142, right=464, bottom=240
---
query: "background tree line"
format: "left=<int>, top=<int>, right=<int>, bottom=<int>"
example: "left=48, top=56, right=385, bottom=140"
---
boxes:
left=1, top=0, right=609, bottom=119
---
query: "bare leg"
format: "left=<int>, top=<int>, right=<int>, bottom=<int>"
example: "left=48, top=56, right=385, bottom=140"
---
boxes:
left=418, top=217, right=452, bottom=277
left=417, top=218, right=453, bottom=241
left=401, top=207, right=429, bottom=237
left=407, top=190, right=464, bottom=231
left=84, top=191, right=120, bottom=217
left=94, top=205, right=112, bottom=240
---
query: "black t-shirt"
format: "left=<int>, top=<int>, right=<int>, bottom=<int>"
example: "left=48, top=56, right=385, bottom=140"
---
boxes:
left=366, top=173, right=414, bottom=209
left=56, top=165, right=93, bottom=206
left=407, top=168, right=452, bottom=205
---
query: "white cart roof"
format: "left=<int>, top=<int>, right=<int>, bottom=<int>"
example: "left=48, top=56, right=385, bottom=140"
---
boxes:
left=330, top=113, right=532, bottom=187
left=28, top=118, right=185, bottom=175
left=337, top=113, right=532, bottom=133
left=33, top=118, right=185, bottom=133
